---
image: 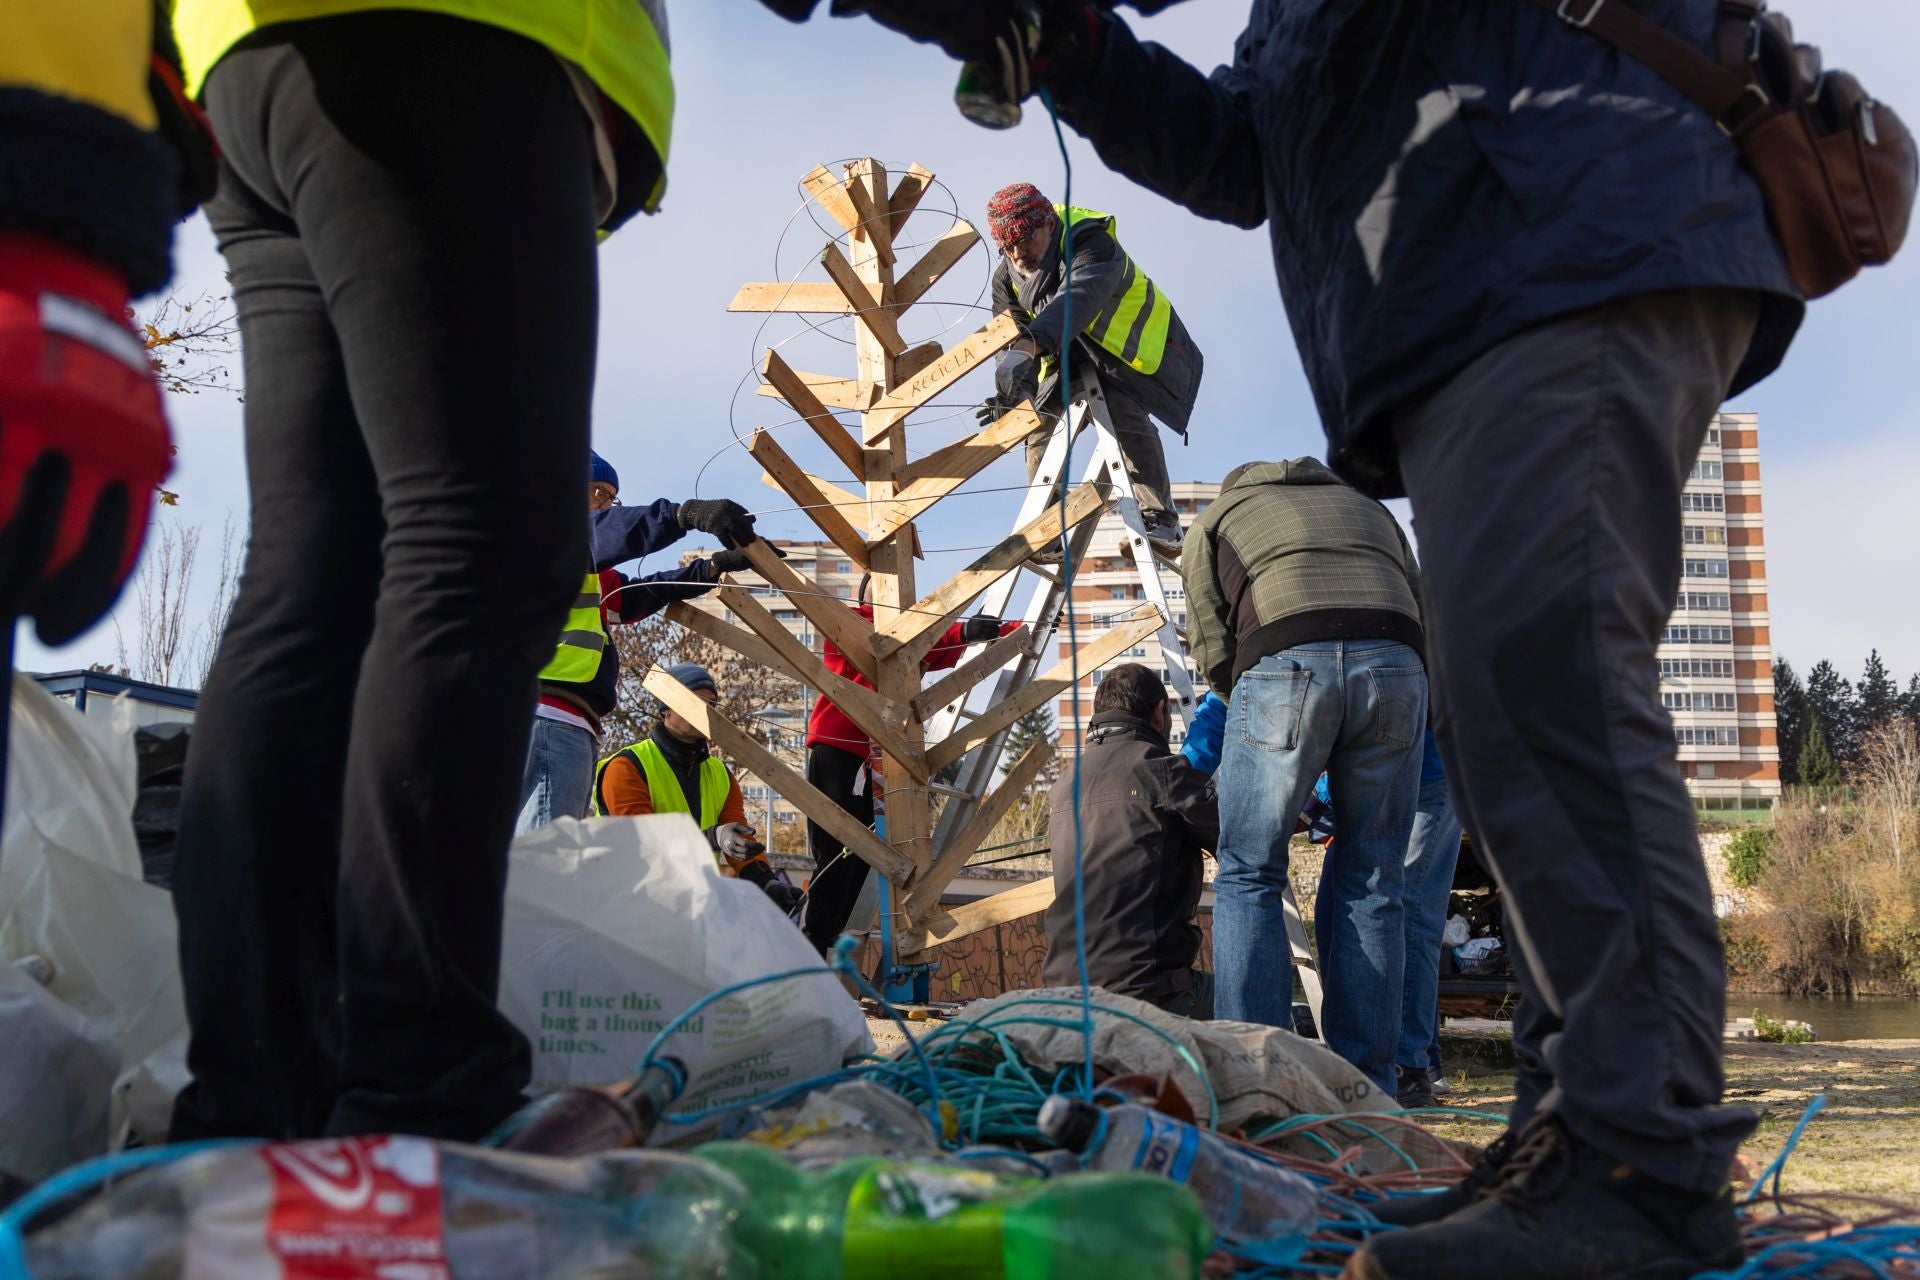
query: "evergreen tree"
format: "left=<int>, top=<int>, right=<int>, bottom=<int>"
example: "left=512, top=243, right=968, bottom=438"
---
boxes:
left=1906, top=673, right=1920, bottom=734
left=1856, top=649, right=1901, bottom=732
left=1772, top=657, right=1807, bottom=786
left=1798, top=716, right=1844, bottom=789
left=1000, top=706, right=1060, bottom=789
left=1804, top=659, right=1859, bottom=764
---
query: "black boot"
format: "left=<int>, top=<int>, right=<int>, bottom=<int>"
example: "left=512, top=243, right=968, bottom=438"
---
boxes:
left=1395, top=1064, right=1438, bottom=1110
left=1365, top=1129, right=1516, bottom=1228
left=1345, top=1115, right=1744, bottom=1280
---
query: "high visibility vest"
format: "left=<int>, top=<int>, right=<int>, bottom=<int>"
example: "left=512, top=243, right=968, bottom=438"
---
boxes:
left=0, top=2, right=157, bottom=130
left=593, top=738, right=727, bottom=828
left=537, top=573, right=608, bottom=685
left=1026, top=204, right=1173, bottom=378
left=170, top=0, right=674, bottom=212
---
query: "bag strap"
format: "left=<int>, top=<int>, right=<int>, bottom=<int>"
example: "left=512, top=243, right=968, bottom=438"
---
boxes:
left=1516, top=0, right=1775, bottom=135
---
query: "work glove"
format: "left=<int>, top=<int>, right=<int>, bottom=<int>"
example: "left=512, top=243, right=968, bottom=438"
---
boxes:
left=709, top=546, right=753, bottom=575
left=838, top=2, right=1105, bottom=100
left=705, top=821, right=767, bottom=861
left=961, top=614, right=1007, bottom=644
left=1179, top=691, right=1227, bottom=776
left=995, top=348, right=1039, bottom=408
left=761, top=878, right=804, bottom=917
left=678, top=498, right=759, bottom=548
left=0, top=235, right=173, bottom=644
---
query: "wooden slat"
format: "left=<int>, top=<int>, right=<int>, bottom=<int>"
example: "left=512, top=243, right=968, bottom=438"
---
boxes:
left=643, top=666, right=917, bottom=881
left=887, top=164, right=934, bottom=240
left=926, top=605, right=1162, bottom=774
left=894, top=341, right=943, bottom=385
left=756, top=370, right=871, bottom=413
left=728, top=282, right=856, bottom=314
left=865, top=312, right=1019, bottom=440
left=759, top=469, right=868, bottom=535
left=760, top=349, right=866, bottom=476
left=910, top=624, right=1031, bottom=723
left=742, top=540, right=878, bottom=685
left=905, top=735, right=1054, bottom=921
left=841, top=173, right=895, bottom=268
left=801, top=164, right=860, bottom=233
left=714, top=586, right=926, bottom=782
left=820, top=242, right=906, bottom=357
left=663, top=601, right=788, bottom=674
left=872, top=403, right=1042, bottom=543
left=897, top=879, right=1055, bottom=958
left=875, top=483, right=1109, bottom=656
left=747, top=430, right=869, bottom=568
left=893, top=221, right=981, bottom=311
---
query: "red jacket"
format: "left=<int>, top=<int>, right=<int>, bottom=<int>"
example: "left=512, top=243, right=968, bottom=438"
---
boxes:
left=806, top=604, right=1021, bottom=754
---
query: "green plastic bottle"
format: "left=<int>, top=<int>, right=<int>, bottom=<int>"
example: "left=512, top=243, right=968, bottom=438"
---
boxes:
left=696, top=1141, right=1212, bottom=1280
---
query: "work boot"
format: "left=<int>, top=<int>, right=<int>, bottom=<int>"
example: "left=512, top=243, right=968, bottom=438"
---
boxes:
left=1345, top=1115, right=1744, bottom=1280
left=1395, top=1064, right=1437, bottom=1110
left=1365, top=1129, right=1516, bottom=1228
left=1141, top=508, right=1183, bottom=556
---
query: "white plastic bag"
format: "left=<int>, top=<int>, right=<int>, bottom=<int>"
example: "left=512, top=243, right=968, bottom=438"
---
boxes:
left=1441, top=914, right=1470, bottom=949
left=499, top=815, right=871, bottom=1141
left=0, top=959, right=118, bottom=1181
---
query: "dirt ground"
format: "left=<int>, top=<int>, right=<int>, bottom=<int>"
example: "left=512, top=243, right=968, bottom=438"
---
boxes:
left=1423, top=1039, right=1920, bottom=1198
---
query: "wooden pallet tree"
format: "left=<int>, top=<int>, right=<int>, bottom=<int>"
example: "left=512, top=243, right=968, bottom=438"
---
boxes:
left=644, top=158, right=1166, bottom=959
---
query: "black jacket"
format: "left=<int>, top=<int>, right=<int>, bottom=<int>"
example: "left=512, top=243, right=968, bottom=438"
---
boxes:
left=1050, top=0, right=1802, bottom=497
left=1043, top=710, right=1219, bottom=1000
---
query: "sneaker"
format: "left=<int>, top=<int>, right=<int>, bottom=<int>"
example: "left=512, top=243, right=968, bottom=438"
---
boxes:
left=1344, top=1116, right=1744, bottom=1280
left=1366, top=1130, right=1516, bottom=1229
left=1141, top=509, right=1183, bottom=555
left=1428, top=1063, right=1453, bottom=1097
left=1395, top=1064, right=1437, bottom=1110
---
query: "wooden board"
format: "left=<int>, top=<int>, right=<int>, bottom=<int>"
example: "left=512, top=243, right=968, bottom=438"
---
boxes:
left=840, top=173, right=895, bottom=269
left=909, top=624, right=1031, bottom=723
left=897, top=878, right=1056, bottom=958
left=741, top=540, right=879, bottom=685
left=662, top=601, right=789, bottom=675
left=756, top=370, right=871, bottom=413
left=864, top=312, right=1020, bottom=441
left=925, top=604, right=1163, bottom=773
left=894, top=341, right=943, bottom=385
left=760, top=348, right=866, bottom=476
left=759, top=469, right=868, bottom=536
left=893, top=221, right=981, bottom=311
left=871, top=403, right=1041, bottom=543
left=887, top=164, right=934, bottom=240
left=747, top=429, right=869, bottom=568
left=728, top=282, right=857, bottom=314
left=904, top=735, right=1056, bottom=921
left=642, top=665, right=918, bottom=881
left=821, top=242, right=906, bottom=357
left=801, top=164, right=860, bottom=233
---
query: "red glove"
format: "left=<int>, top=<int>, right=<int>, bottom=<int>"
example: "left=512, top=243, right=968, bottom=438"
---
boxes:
left=0, top=233, right=173, bottom=644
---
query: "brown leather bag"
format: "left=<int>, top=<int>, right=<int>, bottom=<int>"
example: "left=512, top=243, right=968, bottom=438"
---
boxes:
left=1523, top=0, right=1917, bottom=298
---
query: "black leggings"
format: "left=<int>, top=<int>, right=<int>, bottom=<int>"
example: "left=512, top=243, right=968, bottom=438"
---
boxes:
left=170, top=13, right=598, bottom=1142
left=800, top=744, right=876, bottom=955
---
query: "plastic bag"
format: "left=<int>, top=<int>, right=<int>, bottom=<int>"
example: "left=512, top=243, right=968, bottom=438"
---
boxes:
left=498, top=816, right=871, bottom=1142
left=0, top=958, right=118, bottom=1181
left=1441, top=914, right=1470, bottom=949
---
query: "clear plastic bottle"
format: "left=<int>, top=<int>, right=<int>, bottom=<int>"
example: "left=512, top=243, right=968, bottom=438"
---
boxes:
left=1036, top=1095, right=1320, bottom=1245
left=19, top=1137, right=748, bottom=1280
left=482, top=1057, right=686, bottom=1157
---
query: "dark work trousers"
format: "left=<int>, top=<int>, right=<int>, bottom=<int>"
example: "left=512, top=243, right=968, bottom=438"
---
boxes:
left=169, top=13, right=598, bottom=1142
left=1026, top=375, right=1173, bottom=517
left=1394, top=289, right=1762, bottom=1193
left=800, top=743, right=875, bottom=955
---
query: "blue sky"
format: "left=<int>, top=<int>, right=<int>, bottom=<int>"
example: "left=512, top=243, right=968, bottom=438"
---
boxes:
left=21, top=1, right=1920, bottom=685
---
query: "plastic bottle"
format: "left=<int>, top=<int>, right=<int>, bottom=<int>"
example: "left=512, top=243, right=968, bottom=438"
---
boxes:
left=1036, top=1096, right=1320, bottom=1245
left=696, top=1140, right=1210, bottom=1280
left=11, top=955, right=53, bottom=986
left=482, top=1057, right=687, bottom=1157
left=17, top=1137, right=748, bottom=1280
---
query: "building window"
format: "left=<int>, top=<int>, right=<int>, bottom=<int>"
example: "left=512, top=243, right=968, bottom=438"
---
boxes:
left=1681, top=493, right=1726, bottom=512
left=1689, top=460, right=1723, bottom=480
left=1661, top=658, right=1736, bottom=678
left=1682, top=526, right=1728, bottom=545
left=836, top=561, right=851, bottom=573
left=1707, top=426, right=1721, bottom=445
left=1673, top=592, right=1730, bottom=612
left=1661, top=625, right=1733, bottom=644
left=1110, top=587, right=1127, bottom=601
left=1682, top=558, right=1728, bottom=579
left=1167, top=586, right=1185, bottom=600
left=1663, top=691, right=1737, bottom=711
left=1674, top=726, right=1739, bottom=746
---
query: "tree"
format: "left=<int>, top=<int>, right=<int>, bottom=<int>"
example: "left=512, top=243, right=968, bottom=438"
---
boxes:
left=1857, top=649, right=1902, bottom=734
left=1000, top=706, right=1060, bottom=789
left=112, top=513, right=240, bottom=689
left=602, top=612, right=803, bottom=766
left=1772, top=657, right=1807, bottom=785
left=131, top=287, right=242, bottom=506
left=1798, top=716, right=1844, bottom=789
left=1906, top=673, right=1920, bottom=735
left=1804, top=659, right=1859, bottom=766
left=1856, top=718, right=1920, bottom=870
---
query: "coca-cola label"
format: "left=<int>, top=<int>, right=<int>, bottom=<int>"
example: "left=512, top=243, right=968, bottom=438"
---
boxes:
left=261, top=1136, right=448, bottom=1279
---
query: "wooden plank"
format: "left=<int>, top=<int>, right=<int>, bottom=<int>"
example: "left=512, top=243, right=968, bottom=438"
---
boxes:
left=747, top=429, right=869, bottom=568
left=893, top=221, right=981, bottom=311
left=728, top=282, right=857, bottom=314
left=909, top=624, right=1031, bottom=723
left=756, top=370, right=871, bottom=413
left=760, top=349, right=866, bottom=477
left=759, top=469, right=868, bottom=536
left=872, top=403, right=1041, bottom=543
left=715, top=586, right=927, bottom=782
left=802, top=164, right=860, bottom=233
left=742, top=540, right=879, bottom=685
left=897, top=879, right=1055, bottom=958
left=925, top=605, right=1162, bottom=773
left=820, top=242, right=906, bottom=357
left=887, top=164, right=934, bottom=240
left=894, top=341, right=943, bottom=385
left=840, top=173, right=895, bottom=268
left=875, top=483, right=1109, bottom=655
left=662, top=601, right=788, bottom=674
left=905, top=735, right=1054, bottom=921
left=865, top=312, right=1020, bottom=440
left=643, top=666, right=917, bottom=882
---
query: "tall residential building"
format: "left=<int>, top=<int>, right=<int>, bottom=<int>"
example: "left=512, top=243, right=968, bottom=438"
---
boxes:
left=1662, top=410, right=1781, bottom=812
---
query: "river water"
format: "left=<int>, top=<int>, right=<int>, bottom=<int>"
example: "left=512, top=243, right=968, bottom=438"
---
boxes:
left=1735, top=993, right=1920, bottom=1041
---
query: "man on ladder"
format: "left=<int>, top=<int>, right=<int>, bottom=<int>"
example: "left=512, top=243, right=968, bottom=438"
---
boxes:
left=978, top=182, right=1202, bottom=559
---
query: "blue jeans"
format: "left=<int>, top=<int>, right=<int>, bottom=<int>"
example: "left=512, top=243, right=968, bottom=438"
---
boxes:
left=1215, top=642, right=1427, bottom=1094
left=1396, top=772, right=1462, bottom=1072
left=516, top=717, right=598, bottom=835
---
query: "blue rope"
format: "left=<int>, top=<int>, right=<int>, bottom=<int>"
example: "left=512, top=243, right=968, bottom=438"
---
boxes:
left=1743, top=1092, right=1826, bottom=1204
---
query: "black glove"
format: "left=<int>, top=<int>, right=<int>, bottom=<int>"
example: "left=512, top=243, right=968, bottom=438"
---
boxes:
left=839, top=1, right=1103, bottom=97
left=678, top=498, right=759, bottom=547
left=756, top=0, right=824, bottom=17
left=962, top=614, right=1005, bottom=644
left=762, top=879, right=804, bottom=917
left=995, top=348, right=1039, bottom=407
left=710, top=546, right=753, bottom=576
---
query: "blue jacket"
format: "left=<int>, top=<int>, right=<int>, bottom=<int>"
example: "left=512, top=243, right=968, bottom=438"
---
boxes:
left=1051, top=0, right=1803, bottom=498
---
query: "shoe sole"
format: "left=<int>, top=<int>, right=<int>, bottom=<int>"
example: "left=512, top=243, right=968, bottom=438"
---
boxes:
left=1343, top=1248, right=1726, bottom=1280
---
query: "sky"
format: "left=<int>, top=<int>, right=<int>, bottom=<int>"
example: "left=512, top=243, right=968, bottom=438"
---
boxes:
left=20, top=1, right=1920, bottom=687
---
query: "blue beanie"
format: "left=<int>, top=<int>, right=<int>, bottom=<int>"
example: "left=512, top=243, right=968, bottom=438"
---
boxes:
left=590, top=451, right=620, bottom=493
left=664, top=662, right=717, bottom=698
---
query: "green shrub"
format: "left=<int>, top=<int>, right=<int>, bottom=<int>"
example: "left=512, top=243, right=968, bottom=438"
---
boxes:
left=1751, top=1009, right=1813, bottom=1044
left=1725, top=828, right=1772, bottom=889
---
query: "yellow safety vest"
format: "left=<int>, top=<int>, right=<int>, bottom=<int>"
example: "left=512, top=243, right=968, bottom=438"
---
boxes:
left=1028, top=204, right=1173, bottom=378
left=170, top=0, right=674, bottom=212
left=0, top=2, right=157, bottom=129
left=537, top=572, right=608, bottom=685
left=593, top=738, right=728, bottom=829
